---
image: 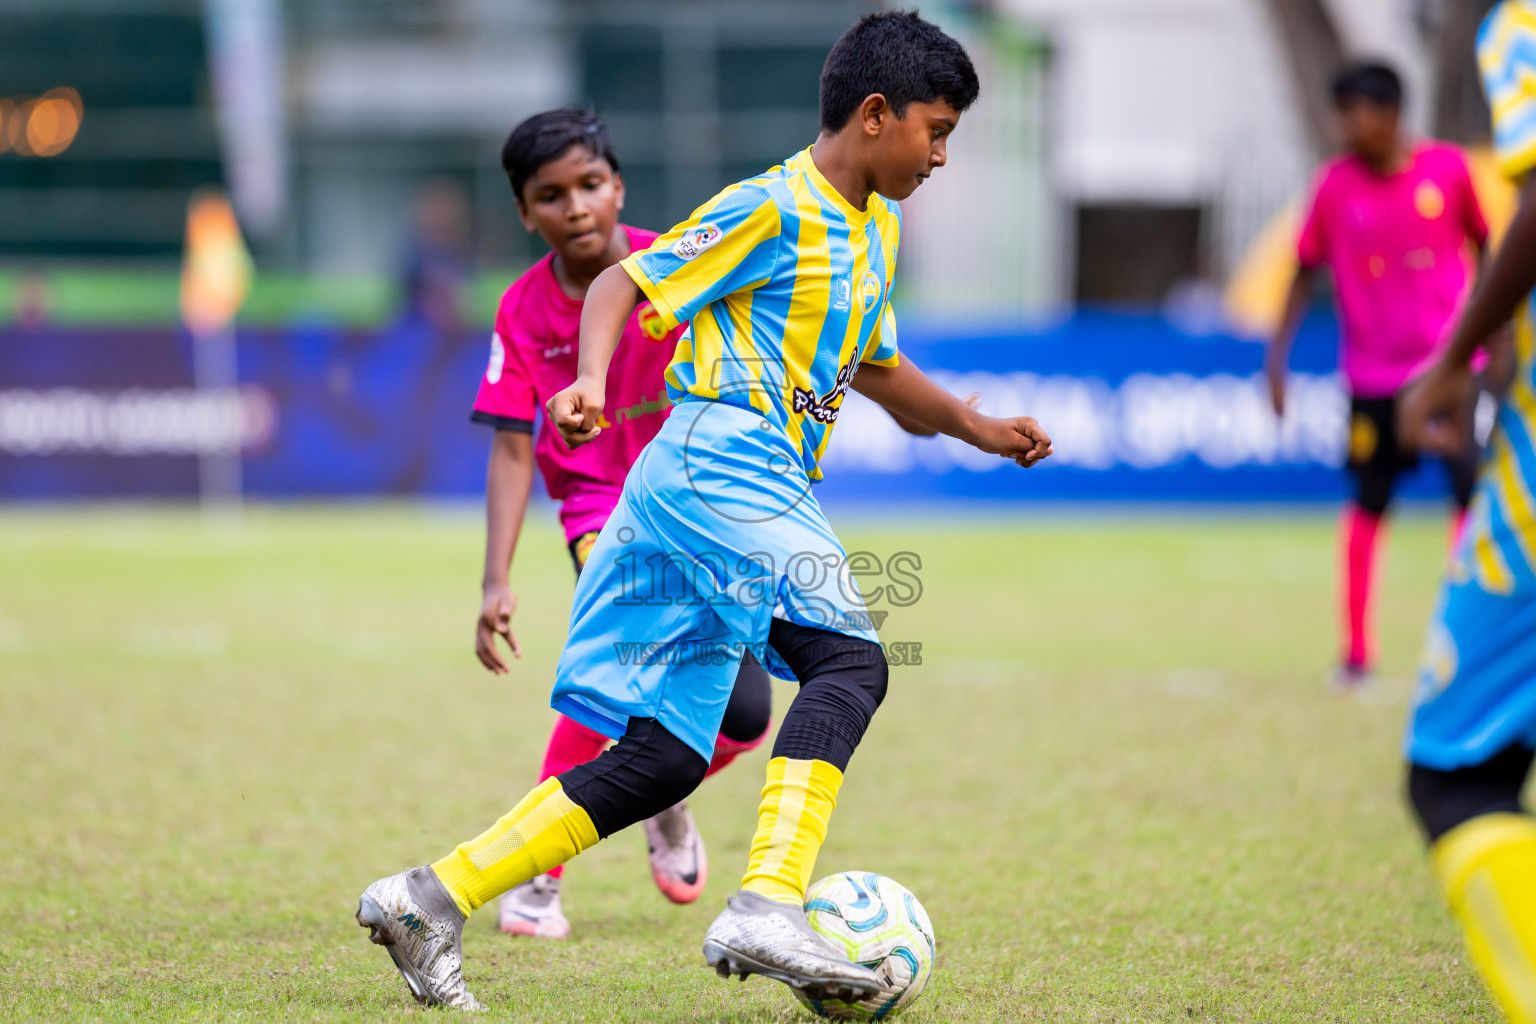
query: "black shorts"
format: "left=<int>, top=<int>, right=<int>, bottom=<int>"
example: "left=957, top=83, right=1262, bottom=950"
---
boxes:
left=1347, top=394, right=1478, bottom=514
left=567, top=531, right=600, bottom=575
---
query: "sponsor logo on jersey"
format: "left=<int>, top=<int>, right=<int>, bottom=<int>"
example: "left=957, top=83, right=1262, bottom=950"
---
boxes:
left=486, top=331, right=505, bottom=384
left=832, top=277, right=852, bottom=312
left=858, top=270, right=881, bottom=314
left=544, top=342, right=573, bottom=360
left=1414, top=180, right=1446, bottom=220
left=791, top=357, right=856, bottom=424
left=637, top=302, right=670, bottom=341
left=671, top=222, right=723, bottom=261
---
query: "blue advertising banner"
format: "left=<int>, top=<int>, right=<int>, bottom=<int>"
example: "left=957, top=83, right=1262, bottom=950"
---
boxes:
left=817, top=309, right=1419, bottom=504
left=0, top=310, right=1464, bottom=503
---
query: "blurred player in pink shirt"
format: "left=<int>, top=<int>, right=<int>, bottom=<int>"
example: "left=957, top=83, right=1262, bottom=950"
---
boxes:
left=470, top=110, right=775, bottom=939
left=1267, top=62, right=1490, bottom=694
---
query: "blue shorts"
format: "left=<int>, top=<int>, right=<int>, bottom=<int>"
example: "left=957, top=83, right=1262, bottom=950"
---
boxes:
left=550, top=400, right=880, bottom=762
left=1406, top=414, right=1536, bottom=769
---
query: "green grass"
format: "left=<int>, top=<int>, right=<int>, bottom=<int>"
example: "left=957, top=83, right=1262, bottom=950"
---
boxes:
left=0, top=505, right=1499, bottom=1021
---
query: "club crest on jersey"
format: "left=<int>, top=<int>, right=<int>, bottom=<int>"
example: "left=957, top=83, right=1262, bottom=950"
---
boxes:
left=637, top=302, right=670, bottom=341
left=485, top=331, right=505, bottom=384
left=1414, top=181, right=1446, bottom=220
left=672, top=222, right=722, bottom=261
left=858, top=270, right=881, bottom=314
left=791, top=357, right=856, bottom=424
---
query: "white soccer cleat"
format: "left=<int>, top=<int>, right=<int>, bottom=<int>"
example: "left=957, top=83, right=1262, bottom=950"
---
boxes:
left=644, top=800, right=707, bottom=904
left=497, top=874, right=571, bottom=939
left=356, top=866, right=485, bottom=1011
left=702, top=889, right=881, bottom=1002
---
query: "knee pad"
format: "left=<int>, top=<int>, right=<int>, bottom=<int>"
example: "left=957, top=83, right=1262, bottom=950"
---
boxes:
left=768, top=633, right=889, bottom=772
left=795, top=637, right=888, bottom=715
left=1408, top=745, right=1533, bottom=843
left=858, top=650, right=890, bottom=709
left=559, top=718, right=708, bottom=839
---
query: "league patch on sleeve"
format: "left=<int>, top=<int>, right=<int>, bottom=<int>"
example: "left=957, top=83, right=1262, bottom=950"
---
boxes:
left=486, top=331, right=505, bottom=384
left=671, top=222, right=723, bottom=261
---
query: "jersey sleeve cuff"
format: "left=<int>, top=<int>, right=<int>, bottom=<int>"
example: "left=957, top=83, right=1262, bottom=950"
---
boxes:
left=620, top=256, right=683, bottom=331
left=861, top=351, right=900, bottom=369
left=470, top=409, right=534, bottom=434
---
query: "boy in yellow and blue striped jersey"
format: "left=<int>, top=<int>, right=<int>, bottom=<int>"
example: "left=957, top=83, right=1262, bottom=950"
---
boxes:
left=1398, top=3, right=1536, bottom=1021
left=355, top=12, right=1052, bottom=1011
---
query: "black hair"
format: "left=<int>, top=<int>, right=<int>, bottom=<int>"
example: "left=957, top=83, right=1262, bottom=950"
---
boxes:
left=1331, top=61, right=1403, bottom=109
left=819, top=10, right=980, bottom=132
left=501, top=108, right=620, bottom=202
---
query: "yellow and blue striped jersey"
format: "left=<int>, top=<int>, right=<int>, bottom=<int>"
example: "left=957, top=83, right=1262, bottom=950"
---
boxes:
left=1479, top=0, right=1536, bottom=180
left=1456, top=0, right=1536, bottom=593
left=620, top=147, right=901, bottom=481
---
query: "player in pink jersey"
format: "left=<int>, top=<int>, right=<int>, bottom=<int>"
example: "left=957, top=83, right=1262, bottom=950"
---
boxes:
left=1266, top=62, right=1490, bottom=694
left=469, top=109, right=955, bottom=940
left=470, top=110, right=774, bottom=939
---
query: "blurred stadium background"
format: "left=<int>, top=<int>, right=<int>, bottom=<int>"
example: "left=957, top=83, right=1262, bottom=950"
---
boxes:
left=0, top=0, right=1508, bottom=505
left=3, top=3, right=1516, bottom=1019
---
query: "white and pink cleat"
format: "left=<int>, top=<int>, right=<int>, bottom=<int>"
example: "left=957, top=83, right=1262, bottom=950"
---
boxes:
left=497, top=873, right=571, bottom=939
left=644, top=799, right=707, bottom=904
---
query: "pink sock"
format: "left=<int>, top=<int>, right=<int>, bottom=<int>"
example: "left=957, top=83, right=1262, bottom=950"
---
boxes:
left=1342, top=505, right=1383, bottom=669
left=536, top=716, right=610, bottom=878
left=1450, top=507, right=1469, bottom=550
left=704, top=720, right=771, bottom=778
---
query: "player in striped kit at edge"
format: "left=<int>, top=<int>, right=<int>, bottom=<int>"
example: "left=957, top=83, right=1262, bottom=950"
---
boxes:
left=1398, top=2, right=1536, bottom=1020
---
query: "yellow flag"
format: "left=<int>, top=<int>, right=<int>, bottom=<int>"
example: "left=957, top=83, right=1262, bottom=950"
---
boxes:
left=1222, top=199, right=1302, bottom=339
left=180, top=189, right=253, bottom=337
left=1466, top=145, right=1519, bottom=252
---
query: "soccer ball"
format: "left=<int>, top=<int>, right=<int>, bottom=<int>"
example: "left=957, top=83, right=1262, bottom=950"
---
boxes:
left=794, top=872, right=936, bottom=1020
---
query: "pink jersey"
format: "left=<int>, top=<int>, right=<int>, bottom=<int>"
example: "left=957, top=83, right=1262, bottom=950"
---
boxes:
left=1297, top=141, right=1488, bottom=397
left=471, top=225, right=685, bottom=542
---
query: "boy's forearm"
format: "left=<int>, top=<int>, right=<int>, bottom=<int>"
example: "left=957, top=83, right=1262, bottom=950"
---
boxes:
left=886, top=408, right=938, bottom=437
left=1269, top=267, right=1313, bottom=365
left=482, top=431, right=534, bottom=589
left=577, top=264, right=643, bottom=381
left=1443, top=175, right=1536, bottom=369
left=852, top=359, right=981, bottom=444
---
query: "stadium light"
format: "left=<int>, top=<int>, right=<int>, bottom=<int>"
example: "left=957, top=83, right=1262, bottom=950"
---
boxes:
left=0, top=87, right=83, bottom=157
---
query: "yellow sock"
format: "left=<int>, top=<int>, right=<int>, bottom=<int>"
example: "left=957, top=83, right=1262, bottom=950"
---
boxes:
left=740, top=756, right=843, bottom=905
left=430, top=777, right=599, bottom=917
left=1432, top=812, right=1536, bottom=1024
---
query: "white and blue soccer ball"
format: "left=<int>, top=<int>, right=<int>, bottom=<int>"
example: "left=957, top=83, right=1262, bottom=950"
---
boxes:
left=795, top=871, right=936, bottom=1020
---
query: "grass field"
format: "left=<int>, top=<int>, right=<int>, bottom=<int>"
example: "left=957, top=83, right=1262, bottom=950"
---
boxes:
left=0, top=504, right=1500, bottom=1022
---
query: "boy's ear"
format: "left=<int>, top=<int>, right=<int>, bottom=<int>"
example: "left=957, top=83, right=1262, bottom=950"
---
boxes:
left=514, top=195, right=535, bottom=234
left=613, top=171, right=625, bottom=213
left=859, top=93, right=891, bottom=137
